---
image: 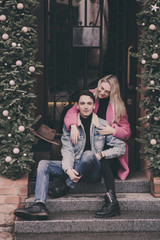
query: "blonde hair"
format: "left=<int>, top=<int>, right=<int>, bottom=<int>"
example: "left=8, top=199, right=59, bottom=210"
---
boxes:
left=95, top=75, right=126, bottom=123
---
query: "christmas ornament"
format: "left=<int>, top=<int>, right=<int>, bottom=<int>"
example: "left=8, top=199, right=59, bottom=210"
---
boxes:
left=18, top=126, right=25, bottom=132
left=8, top=133, right=12, bottom=137
left=22, top=27, right=28, bottom=33
left=18, top=44, right=21, bottom=47
left=7, top=116, right=11, bottom=120
left=158, top=98, right=160, bottom=102
left=16, top=60, right=22, bottom=66
left=141, top=59, right=146, bottom=64
left=152, top=53, right=158, bottom=59
left=154, top=117, right=159, bottom=121
left=29, top=66, right=35, bottom=72
left=4, top=63, right=7, bottom=66
left=142, top=23, right=145, bottom=26
left=5, top=156, right=12, bottom=163
left=150, top=80, right=155, bottom=85
left=23, top=153, right=27, bottom=156
left=9, top=80, right=15, bottom=86
left=12, top=42, right=17, bottom=47
left=2, top=33, right=9, bottom=40
left=150, top=139, right=157, bottom=145
left=2, top=110, right=9, bottom=116
left=17, top=3, right=24, bottom=10
left=149, top=24, right=156, bottom=30
left=13, top=148, right=20, bottom=154
left=0, top=15, right=6, bottom=21
left=151, top=4, right=159, bottom=12
left=155, top=45, right=158, bottom=48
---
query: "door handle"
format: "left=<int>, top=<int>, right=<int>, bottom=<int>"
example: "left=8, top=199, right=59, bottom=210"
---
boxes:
left=127, top=45, right=134, bottom=89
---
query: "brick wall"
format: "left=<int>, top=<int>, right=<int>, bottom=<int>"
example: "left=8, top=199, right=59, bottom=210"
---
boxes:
left=0, top=175, right=28, bottom=240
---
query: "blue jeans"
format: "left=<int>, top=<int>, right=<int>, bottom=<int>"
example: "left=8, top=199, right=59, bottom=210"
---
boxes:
left=35, top=151, right=101, bottom=203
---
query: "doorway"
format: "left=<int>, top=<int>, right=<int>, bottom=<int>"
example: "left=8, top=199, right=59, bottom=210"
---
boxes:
left=35, top=0, right=138, bottom=173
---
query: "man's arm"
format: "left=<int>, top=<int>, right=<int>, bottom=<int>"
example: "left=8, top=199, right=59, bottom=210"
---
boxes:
left=61, top=125, right=82, bottom=182
left=61, top=125, right=75, bottom=172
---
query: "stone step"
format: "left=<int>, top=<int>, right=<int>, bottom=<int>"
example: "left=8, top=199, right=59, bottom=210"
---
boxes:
left=26, top=193, right=160, bottom=212
left=28, top=171, right=150, bottom=194
left=15, top=232, right=160, bottom=240
left=15, top=211, right=160, bottom=234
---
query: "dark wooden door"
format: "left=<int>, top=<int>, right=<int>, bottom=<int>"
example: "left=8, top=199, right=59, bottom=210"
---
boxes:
left=36, top=0, right=138, bottom=171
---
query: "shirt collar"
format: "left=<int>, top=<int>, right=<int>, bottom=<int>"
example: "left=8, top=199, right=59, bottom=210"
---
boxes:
left=78, top=113, right=100, bottom=127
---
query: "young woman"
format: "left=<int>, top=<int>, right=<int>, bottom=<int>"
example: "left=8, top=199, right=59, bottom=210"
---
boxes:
left=64, top=74, right=131, bottom=217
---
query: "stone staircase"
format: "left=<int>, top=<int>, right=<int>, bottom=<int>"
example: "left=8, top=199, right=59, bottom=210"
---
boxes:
left=15, top=172, right=160, bottom=240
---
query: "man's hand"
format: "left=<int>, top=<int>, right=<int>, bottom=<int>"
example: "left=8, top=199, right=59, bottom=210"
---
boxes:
left=70, top=125, right=80, bottom=145
left=66, top=168, right=82, bottom=182
left=97, top=124, right=116, bottom=135
left=95, top=151, right=104, bottom=161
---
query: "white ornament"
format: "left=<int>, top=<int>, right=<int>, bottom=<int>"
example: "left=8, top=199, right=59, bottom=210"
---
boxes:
left=142, top=23, right=145, bottom=26
left=8, top=133, right=12, bottom=137
left=151, top=4, right=159, bottom=12
left=23, top=153, right=27, bottom=156
left=2, top=110, right=9, bottom=116
left=13, top=148, right=20, bottom=154
left=17, top=3, right=24, bottom=10
left=2, top=33, right=9, bottom=40
left=18, top=43, right=21, bottom=47
left=155, top=45, right=158, bottom=48
left=150, top=139, right=157, bottom=145
left=5, top=156, right=12, bottom=163
left=150, top=80, right=155, bottom=85
left=12, top=42, right=17, bottom=47
left=29, top=66, right=35, bottom=72
left=9, top=80, right=15, bottom=86
left=0, top=15, right=6, bottom=21
left=18, top=126, right=25, bottom=132
left=7, top=116, right=11, bottom=120
left=16, top=60, right=22, bottom=66
left=141, top=59, right=146, bottom=64
left=4, top=63, right=7, bottom=66
left=149, top=24, right=156, bottom=30
left=154, top=117, right=159, bottom=121
left=152, top=53, right=158, bottom=59
left=22, top=27, right=28, bottom=33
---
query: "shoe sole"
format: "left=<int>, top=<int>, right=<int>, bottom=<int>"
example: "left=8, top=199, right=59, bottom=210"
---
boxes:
left=95, top=211, right=120, bottom=218
left=14, top=211, right=48, bottom=220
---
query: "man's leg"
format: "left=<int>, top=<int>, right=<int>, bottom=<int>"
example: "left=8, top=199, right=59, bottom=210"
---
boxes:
left=14, top=160, right=66, bottom=220
left=35, top=160, right=66, bottom=203
left=66, top=150, right=101, bottom=188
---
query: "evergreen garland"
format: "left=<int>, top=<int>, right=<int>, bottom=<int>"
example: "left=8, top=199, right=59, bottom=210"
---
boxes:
left=135, top=0, right=160, bottom=176
left=0, top=0, right=42, bottom=179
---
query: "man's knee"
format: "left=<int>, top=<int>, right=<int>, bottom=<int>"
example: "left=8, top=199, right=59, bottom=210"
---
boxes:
left=37, top=160, right=48, bottom=173
left=83, top=150, right=94, bottom=159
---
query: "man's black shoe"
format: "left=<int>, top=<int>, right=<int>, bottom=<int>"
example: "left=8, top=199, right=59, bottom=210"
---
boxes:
left=48, top=183, right=69, bottom=198
left=14, top=202, right=48, bottom=220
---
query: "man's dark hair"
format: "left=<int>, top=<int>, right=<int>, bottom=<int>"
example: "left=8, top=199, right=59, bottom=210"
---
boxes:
left=77, top=90, right=95, bottom=103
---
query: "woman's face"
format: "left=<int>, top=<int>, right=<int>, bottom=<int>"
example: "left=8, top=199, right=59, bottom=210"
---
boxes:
left=97, top=82, right=111, bottom=99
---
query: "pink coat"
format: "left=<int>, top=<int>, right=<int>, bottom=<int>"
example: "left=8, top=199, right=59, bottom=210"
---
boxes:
left=64, top=89, right=131, bottom=180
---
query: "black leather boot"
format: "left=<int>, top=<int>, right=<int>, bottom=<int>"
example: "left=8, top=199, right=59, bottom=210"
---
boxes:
left=95, top=190, right=120, bottom=218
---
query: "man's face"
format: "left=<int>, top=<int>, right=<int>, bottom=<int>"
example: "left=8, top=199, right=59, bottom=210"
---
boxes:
left=77, top=95, right=95, bottom=118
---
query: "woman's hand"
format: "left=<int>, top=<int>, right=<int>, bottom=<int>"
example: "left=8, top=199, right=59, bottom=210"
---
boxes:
left=97, top=124, right=116, bottom=135
left=70, top=125, right=80, bottom=145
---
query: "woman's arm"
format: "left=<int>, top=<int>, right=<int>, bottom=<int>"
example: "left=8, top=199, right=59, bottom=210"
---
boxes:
left=98, top=112, right=131, bottom=141
left=64, top=103, right=79, bottom=130
left=111, top=112, right=131, bottom=141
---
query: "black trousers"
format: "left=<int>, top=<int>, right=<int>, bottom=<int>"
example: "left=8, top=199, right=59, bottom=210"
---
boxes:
left=100, top=157, right=120, bottom=192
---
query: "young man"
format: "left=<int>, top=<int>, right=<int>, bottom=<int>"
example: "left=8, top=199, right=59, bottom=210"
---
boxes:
left=14, top=90, right=125, bottom=220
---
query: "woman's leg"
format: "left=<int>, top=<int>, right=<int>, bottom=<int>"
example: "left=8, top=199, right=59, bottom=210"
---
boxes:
left=95, top=158, right=120, bottom=218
